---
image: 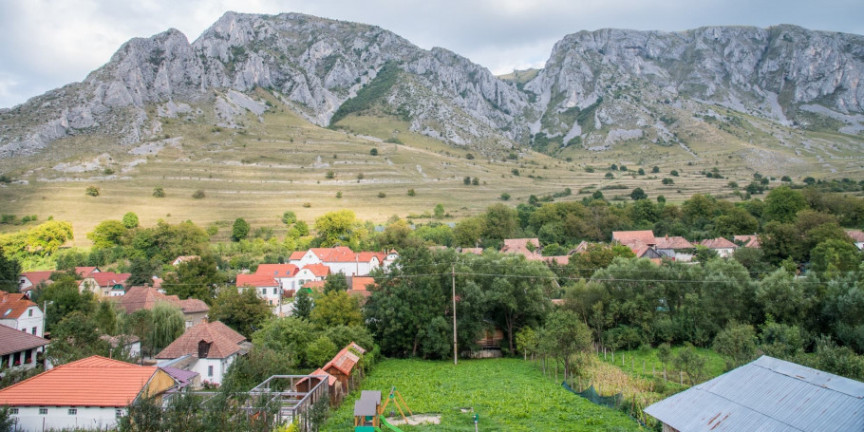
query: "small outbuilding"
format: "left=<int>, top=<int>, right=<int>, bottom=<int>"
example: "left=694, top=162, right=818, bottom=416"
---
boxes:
left=645, top=355, right=864, bottom=432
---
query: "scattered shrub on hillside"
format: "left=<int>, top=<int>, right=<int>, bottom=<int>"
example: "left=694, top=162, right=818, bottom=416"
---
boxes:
left=512, top=169, right=520, bottom=176
left=377, top=192, right=386, bottom=198
left=584, top=166, right=595, bottom=173
left=605, top=172, right=614, bottom=179
left=662, top=178, right=674, bottom=185
left=302, top=202, right=311, bottom=208
left=192, top=189, right=205, bottom=199
left=407, top=189, right=416, bottom=197
left=325, top=170, right=335, bottom=179
left=637, top=168, right=645, bottom=175
left=652, top=166, right=660, bottom=173
left=472, top=177, right=479, bottom=186
left=357, top=173, right=364, bottom=182
left=152, top=186, right=165, bottom=198
left=85, top=186, right=100, bottom=197
left=466, top=153, right=474, bottom=160
left=370, top=148, right=378, bottom=156
left=336, top=191, right=342, bottom=199
left=500, top=193, right=511, bottom=201
left=670, top=170, right=679, bottom=176
left=463, top=176, right=471, bottom=185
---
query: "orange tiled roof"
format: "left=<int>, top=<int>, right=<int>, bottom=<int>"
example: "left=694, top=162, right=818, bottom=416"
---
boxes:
left=356, top=252, right=386, bottom=263
left=114, top=286, right=209, bottom=316
left=303, top=280, right=325, bottom=290
left=0, top=356, right=161, bottom=407
left=699, top=237, right=738, bottom=249
left=289, top=251, right=306, bottom=260
left=255, top=264, right=299, bottom=277
left=0, top=324, right=48, bottom=356
left=323, top=344, right=364, bottom=376
left=351, top=277, right=376, bottom=292
left=613, top=230, right=656, bottom=246
left=20, top=271, right=53, bottom=287
left=0, top=291, right=39, bottom=320
left=236, top=273, right=279, bottom=288
left=155, top=321, right=245, bottom=359
left=296, top=367, right=337, bottom=387
left=75, top=267, right=99, bottom=278
left=461, top=247, right=483, bottom=255
left=845, top=229, right=864, bottom=242
left=655, top=235, right=694, bottom=250
left=303, top=263, right=331, bottom=277
left=734, top=235, right=761, bottom=248
left=90, top=272, right=130, bottom=288
left=311, top=247, right=357, bottom=263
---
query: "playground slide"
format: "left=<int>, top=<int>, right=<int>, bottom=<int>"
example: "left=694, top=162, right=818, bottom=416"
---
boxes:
left=379, top=415, right=406, bottom=432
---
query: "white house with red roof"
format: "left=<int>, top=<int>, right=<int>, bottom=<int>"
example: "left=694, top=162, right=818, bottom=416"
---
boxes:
left=845, top=229, right=864, bottom=251
left=78, top=272, right=130, bottom=297
left=288, top=247, right=397, bottom=277
left=155, top=321, right=248, bottom=386
left=0, top=324, right=48, bottom=374
left=699, top=237, right=739, bottom=258
left=0, top=291, right=44, bottom=337
left=654, top=235, right=696, bottom=262
left=0, top=356, right=176, bottom=432
left=17, top=271, right=53, bottom=297
left=235, top=273, right=282, bottom=306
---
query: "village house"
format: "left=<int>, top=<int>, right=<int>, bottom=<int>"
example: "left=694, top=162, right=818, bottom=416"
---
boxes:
left=100, top=334, right=142, bottom=359
left=17, top=271, right=53, bottom=298
left=235, top=273, right=282, bottom=306
left=500, top=238, right=543, bottom=260
left=645, top=355, right=864, bottom=432
left=612, top=230, right=663, bottom=261
left=155, top=320, right=249, bottom=386
left=171, top=255, right=200, bottom=266
left=0, top=324, right=49, bottom=375
left=78, top=272, right=130, bottom=297
left=845, top=229, right=864, bottom=251
left=253, top=263, right=330, bottom=293
left=698, top=237, right=739, bottom=258
left=288, top=247, right=397, bottom=277
left=733, top=234, right=761, bottom=249
left=114, top=286, right=209, bottom=329
left=0, top=291, right=44, bottom=337
left=349, top=276, right=376, bottom=300
left=654, top=235, right=695, bottom=262
left=0, top=356, right=177, bottom=432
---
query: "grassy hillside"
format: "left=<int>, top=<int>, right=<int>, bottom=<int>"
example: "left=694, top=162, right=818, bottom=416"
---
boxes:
left=0, top=94, right=860, bottom=246
left=321, top=358, right=642, bottom=432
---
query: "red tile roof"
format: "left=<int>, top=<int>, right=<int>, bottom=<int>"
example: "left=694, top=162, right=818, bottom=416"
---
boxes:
left=0, top=324, right=49, bottom=356
left=75, top=267, right=99, bottom=278
left=699, top=237, right=739, bottom=249
left=0, top=356, right=161, bottom=407
left=289, top=251, right=306, bottom=260
left=255, top=264, right=299, bottom=277
left=114, top=286, right=209, bottom=316
left=20, top=271, right=53, bottom=287
left=303, top=263, right=331, bottom=277
left=0, top=291, right=39, bottom=320
left=296, top=368, right=337, bottom=387
left=613, top=230, right=656, bottom=246
left=351, top=277, right=376, bottom=292
left=655, top=235, right=694, bottom=250
left=323, top=343, right=365, bottom=376
left=155, top=321, right=246, bottom=360
left=356, top=252, right=386, bottom=263
left=311, top=247, right=357, bottom=263
left=734, top=235, right=761, bottom=248
left=303, top=280, right=325, bottom=290
left=236, top=273, right=279, bottom=288
left=460, top=247, right=484, bottom=255
left=90, top=272, right=130, bottom=288
left=845, top=229, right=864, bottom=242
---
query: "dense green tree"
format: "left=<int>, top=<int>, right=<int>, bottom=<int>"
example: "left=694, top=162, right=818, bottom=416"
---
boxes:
left=0, top=246, right=21, bottom=293
left=48, top=311, right=109, bottom=365
left=323, top=272, right=349, bottom=294
left=713, top=322, right=758, bottom=368
left=293, top=289, right=313, bottom=320
left=314, top=209, right=367, bottom=248
left=673, top=344, right=708, bottom=385
left=810, top=239, right=862, bottom=276
left=453, top=216, right=485, bottom=247
left=306, top=335, right=338, bottom=366
left=210, top=287, right=272, bottom=338
left=162, top=255, right=226, bottom=302
left=150, top=302, right=185, bottom=354
left=764, top=186, right=808, bottom=223
left=94, top=300, right=118, bottom=336
left=310, top=291, right=363, bottom=327
left=231, top=218, right=250, bottom=242
left=221, top=346, right=294, bottom=392
left=252, top=317, right=317, bottom=367
left=122, top=212, right=140, bottom=229
left=87, top=220, right=128, bottom=250
left=127, top=257, right=161, bottom=286
left=38, top=273, right=98, bottom=332
left=482, top=204, right=518, bottom=243
left=629, top=187, right=647, bottom=201
left=541, top=310, right=592, bottom=380
left=281, top=211, right=297, bottom=225
left=566, top=244, right=635, bottom=278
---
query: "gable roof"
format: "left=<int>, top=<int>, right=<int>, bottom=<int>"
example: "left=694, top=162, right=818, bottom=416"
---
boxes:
left=114, top=286, right=209, bottom=316
left=500, top=238, right=540, bottom=253
left=460, top=247, right=484, bottom=255
left=323, top=343, right=365, bottom=376
left=733, top=235, right=761, bottom=248
left=351, top=277, right=376, bottom=292
left=645, top=355, right=864, bottom=432
left=296, top=367, right=338, bottom=387
left=155, top=320, right=246, bottom=359
left=75, top=266, right=99, bottom=278
left=0, top=291, right=39, bottom=320
left=0, top=324, right=49, bottom=356
left=310, top=247, right=357, bottom=263
left=255, top=263, right=299, bottom=278
left=356, top=252, right=386, bottom=263
left=845, top=229, right=864, bottom=242
left=171, top=255, right=200, bottom=266
left=699, top=237, right=738, bottom=250
left=236, top=273, right=279, bottom=288
left=0, top=356, right=162, bottom=407
left=19, top=271, right=53, bottom=287
left=288, top=251, right=306, bottom=261
left=613, top=230, right=656, bottom=246
left=89, top=272, right=130, bottom=288
left=655, top=235, right=694, bottom=250
left=302, top=263, right=330, bottom=277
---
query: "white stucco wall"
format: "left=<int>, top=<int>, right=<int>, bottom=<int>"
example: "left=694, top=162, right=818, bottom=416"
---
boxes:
left=10, top=406, right=124, bottom=431
left=192, top=356, right=235, bottom=386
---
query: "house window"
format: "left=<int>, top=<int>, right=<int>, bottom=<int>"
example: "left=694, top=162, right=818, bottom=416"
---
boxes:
left=68, top=408, right=77, bottom=415
left=32, top=327, right=37, bottom=335
left=208, top=365, right=214, bottom=377
left=10, top=408, right=18, bottom=414
left=116, top=409, right=124, bottom=418
left=28, top=309, right=33, bottom=317
left=39, top=408, right=48, bottom=415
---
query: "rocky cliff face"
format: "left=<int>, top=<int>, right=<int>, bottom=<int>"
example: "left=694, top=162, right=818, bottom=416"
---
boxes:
left=524, top=25, right=864, bottom=149
left=0, top=15, right=862, bottom=159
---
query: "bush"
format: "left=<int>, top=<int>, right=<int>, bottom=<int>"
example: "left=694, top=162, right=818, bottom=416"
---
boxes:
left=662, top=178, right=674, bottom=185
left=652, top=166, right=660, bottom=173
left=407, top=189, right=416, bottom=197
left=466, top=153, right=475, bottom=160
left=377, top=192, right=386, bottom=198
left=192, top=190, right=205, bottom=199
left=336, top=191, right=342, bottom=199
left=464, top=176, right=471, bottom=185
left=325, top=170, right=335, bottom=179
left=85, top=186, right=100, bottom=197
left=670, top=170, right=679, bottom=176
left=500, top=193, right=511, bottom=201
left=511, top=169, right=520, bottom=176
left=604, top=172, right=614, bottom=179
left=370, top=148, right=378, bottom=156
left=152, top=186, right=165, bottom=198
left=302, top=202, right=311, bottom=208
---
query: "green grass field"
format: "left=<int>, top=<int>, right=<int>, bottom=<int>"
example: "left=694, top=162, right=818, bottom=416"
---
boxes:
left=321, top=358, right=642, bottom=432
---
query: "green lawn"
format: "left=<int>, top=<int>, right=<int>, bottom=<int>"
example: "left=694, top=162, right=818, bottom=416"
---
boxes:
left=597, top=346, right=727, bottom=387
left=321, top=358, right=642, bottom=432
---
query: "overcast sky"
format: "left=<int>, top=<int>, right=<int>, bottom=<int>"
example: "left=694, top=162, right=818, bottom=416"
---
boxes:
left=1, top=0, right=862, bottom=108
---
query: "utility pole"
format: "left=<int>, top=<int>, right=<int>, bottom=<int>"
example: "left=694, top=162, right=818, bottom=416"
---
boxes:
left=452, top=262, right=458, bottom=365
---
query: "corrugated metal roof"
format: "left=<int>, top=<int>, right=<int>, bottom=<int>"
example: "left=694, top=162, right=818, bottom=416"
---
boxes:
left=644, top=355, right=864, bottom=432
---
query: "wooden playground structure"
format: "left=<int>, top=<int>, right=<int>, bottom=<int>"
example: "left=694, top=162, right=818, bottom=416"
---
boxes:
left=354, top=387, right=413, bottom=431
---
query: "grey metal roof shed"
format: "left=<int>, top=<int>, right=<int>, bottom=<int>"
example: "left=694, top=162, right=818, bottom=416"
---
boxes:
left=354, top=390, right=381, bottom=417
left=644, top=355, right=864, bottom=432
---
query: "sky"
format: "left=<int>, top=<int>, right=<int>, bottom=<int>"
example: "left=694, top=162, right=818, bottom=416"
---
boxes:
left=0, top=0, right=862, bottom=109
